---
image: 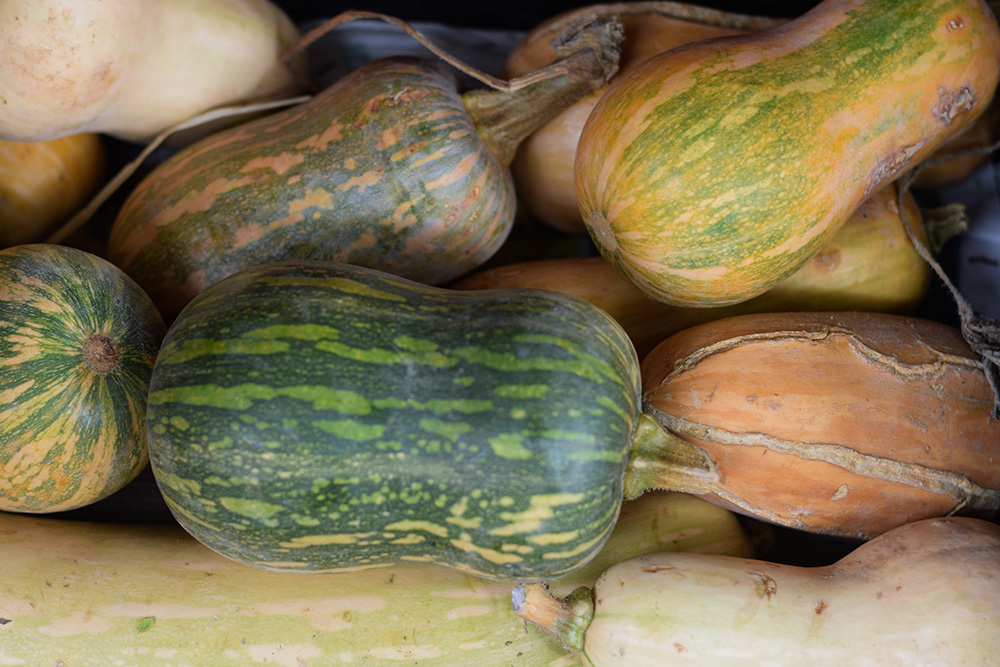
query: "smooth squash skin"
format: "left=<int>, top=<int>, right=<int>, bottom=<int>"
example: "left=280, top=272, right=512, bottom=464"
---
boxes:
left=575, top=0, right=1000, bottom=306
left=515, top=517, right=1000, bottom=666
left=107, top=19, right=623, bottom=322
left=637, top=311, right=1000, bottom=538
left=504, top=2, right=783, bottom=234
left=0, top=0, right=305, bottom=142
left=452, top=183, right=935, bottom=359
left=0, top=244, right=165, bottom=512
left=0, top=492, right=753, bottom=667
left=0, top=134, right=106, bottom=248
left=146, top=260, right=642, bottom=582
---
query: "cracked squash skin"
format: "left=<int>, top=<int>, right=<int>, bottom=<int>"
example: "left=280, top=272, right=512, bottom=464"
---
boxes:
left=639, top=311, right=1000, bottom=538
left=107, top=57, right=516, bottom=323
left=574, top=0, right=1000, bottom=306
left=145, top=260, right=641, bottom=582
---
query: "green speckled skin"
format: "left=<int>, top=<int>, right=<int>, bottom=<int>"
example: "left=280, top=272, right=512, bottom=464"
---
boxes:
left=146, top=261, right=641, bottom=582
left=108, top=57, right=516, bottom=322
left=575, top=0, right=1000, bottom=306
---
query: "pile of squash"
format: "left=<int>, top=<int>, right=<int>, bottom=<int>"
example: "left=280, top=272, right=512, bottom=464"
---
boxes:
left=1, top=0, right=999, bottom=664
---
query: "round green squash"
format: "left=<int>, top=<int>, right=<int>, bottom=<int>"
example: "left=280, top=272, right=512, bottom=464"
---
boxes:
left=575, top=0, right=1000, bottom=306
left=146, top=260, right=642, bottom=582
left=0, top=243, right=166, bottom=513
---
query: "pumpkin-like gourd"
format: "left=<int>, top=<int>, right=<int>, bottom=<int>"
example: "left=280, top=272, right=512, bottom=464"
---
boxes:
left=146, top=260, right=642, bottom=582
left=515, top=516, right=1000, bottom=666
left=0, top=134, right=106, bottom=248
left=0, top=244, right=165, bottom=512
left=638, top=311, right=1000, bottom=538
left=107, top=18, right=623, bottom=322
left=453, top=183, right=936, bottom=358
left=575, top=0, right=1000, bottom=306
left=504, top=2, right=783, bottom=234
left=0, top=0, right=305, bottom=142
left=0, top=492, right=753, bottom=667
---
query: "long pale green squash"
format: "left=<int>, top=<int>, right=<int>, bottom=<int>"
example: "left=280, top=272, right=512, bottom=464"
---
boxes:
left=575, top=0, right=1000, bottom=306
left=0, top=491, right=753, bottom=667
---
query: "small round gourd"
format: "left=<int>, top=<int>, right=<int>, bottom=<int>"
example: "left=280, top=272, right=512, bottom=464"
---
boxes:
left=0, top=244, right=166, bottom=512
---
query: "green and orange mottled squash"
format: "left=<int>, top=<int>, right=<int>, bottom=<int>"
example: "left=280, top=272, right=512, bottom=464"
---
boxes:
left=453, top=182, right=940, bottom=359
left=107, top=17, right=623, bottom=321
left=0, top=244, right=165, bottom=513
left=504, top=1, right=783, bottom=234
left=575, top=0, right=1000, bottom=306
left=0, top=491, right=753, bottom=666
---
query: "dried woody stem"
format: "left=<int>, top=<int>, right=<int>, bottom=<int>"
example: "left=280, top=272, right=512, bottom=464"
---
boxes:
left=896, top=137, right=1000, bottom=419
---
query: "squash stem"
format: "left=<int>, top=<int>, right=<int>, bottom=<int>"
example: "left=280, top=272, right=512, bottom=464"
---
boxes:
left=461, top=15, right=623, bottom=166
left=624, top=412, right=720, bottom=500
left=919, top=202, right=969, bottom=254
left=512, top=583, right=593, bottom=651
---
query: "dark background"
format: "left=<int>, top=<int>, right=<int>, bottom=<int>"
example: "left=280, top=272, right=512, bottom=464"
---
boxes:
left=273, top=1, right=821, bottom=30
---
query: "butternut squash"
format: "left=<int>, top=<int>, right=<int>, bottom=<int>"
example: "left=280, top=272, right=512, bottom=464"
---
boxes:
left=514, top=516, right=1000, bottom=665
left=0, top=0, right=305, bottom=142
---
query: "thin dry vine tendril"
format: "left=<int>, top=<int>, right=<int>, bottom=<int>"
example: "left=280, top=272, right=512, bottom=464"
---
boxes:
left=283, top=10, right=578, bottom=93
left=896, top=136, right=1000, bottom=420
left=44, top=95, right=311, bottom=245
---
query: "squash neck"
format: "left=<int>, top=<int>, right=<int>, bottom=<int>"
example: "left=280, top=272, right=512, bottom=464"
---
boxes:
left=461, top=16, right=623, bottom=166
left=624, top=411, right=720, bottom=500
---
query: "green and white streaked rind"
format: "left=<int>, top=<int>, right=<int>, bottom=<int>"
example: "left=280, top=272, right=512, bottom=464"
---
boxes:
left=147, top=261, right=641, bottom=582
left=575, top=0, right=1000, bottom=307
left=0, top=244, right=166, bottom=512
left=107, top=56, right=516, bottom=322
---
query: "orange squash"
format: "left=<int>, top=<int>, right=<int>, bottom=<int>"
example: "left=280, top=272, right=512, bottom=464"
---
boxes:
left=635, top=311, right=1000, bottom=538
left=0, top=134, right=106, bottom=248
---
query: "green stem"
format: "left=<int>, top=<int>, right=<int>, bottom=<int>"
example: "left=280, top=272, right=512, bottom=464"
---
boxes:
left=461, top=15, right=623, bottom=166
left=624, top=412, right=720, bottom=500
left=512, top=583, right=593, bottom=652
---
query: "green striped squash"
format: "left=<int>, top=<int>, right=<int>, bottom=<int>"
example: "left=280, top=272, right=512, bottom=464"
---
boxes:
left=0, top=244, right=165, bottom=512
left=575, top=0, right=1000, bottom=306
left=146, top=260, right=642, bottom=581
left=107, top=17, right=623, bottom=322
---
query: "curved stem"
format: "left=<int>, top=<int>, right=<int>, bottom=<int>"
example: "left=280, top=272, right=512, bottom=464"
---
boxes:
left=512, top=583, right=593, bottom=651
left=623, top=412, right=720, bottom=500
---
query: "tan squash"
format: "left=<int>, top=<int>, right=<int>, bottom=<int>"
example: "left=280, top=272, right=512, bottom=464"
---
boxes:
left=504, top=2, right=783, bottom=234
left=0, top=134, right=106, bottom=248
left=0, top=0, right=305, bottom=142
left=515, top=516, right=1000, bottom=666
